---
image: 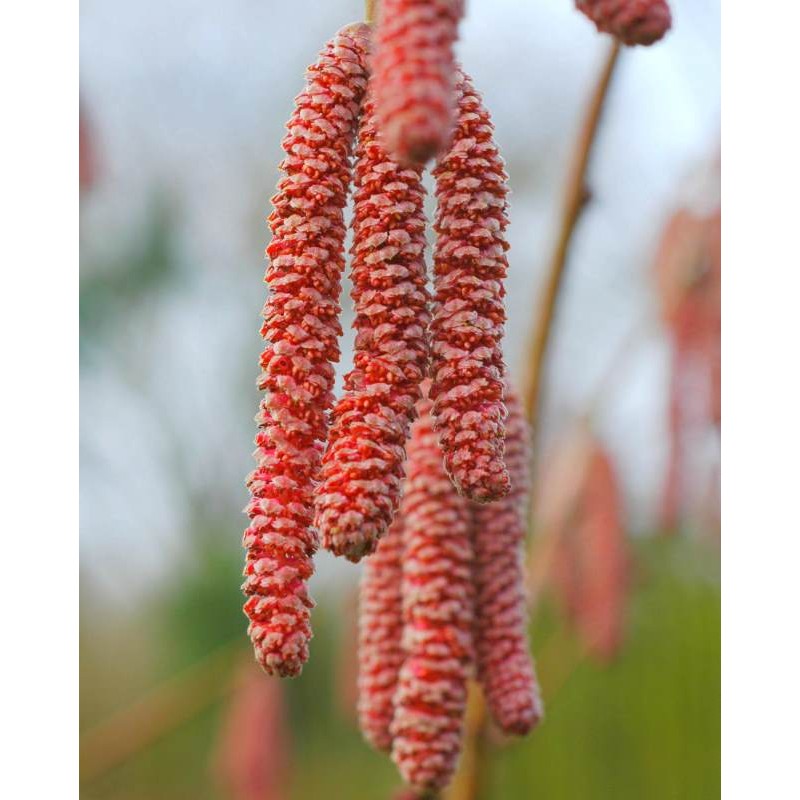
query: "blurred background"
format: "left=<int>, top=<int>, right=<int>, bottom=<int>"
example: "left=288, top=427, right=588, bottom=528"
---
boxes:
left=79, top=1, right=720, bottom=798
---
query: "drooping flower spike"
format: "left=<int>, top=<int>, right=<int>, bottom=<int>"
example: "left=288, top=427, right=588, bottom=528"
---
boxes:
left=575, top=0, right=672, bottom=47
left=430, top=68, right=511, bottom=504
left=540, top=427, right=630, bottom=662
left=315, top=85, right=429, bottom=562
left=243, top=23, right=371, bottom=678
left=372, top=0, right=464, bottom=165
left=357, top=516, right=406, bottom=752
left=391, top=389, right=475, bottom=793
left=472, top=386, right=543, bottom=735
left=652, top=208, right=721, bottom=530
left=573, top=444, right=629, bottom=661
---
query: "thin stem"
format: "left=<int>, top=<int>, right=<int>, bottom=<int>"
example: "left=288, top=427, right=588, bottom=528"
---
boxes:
left=522, top=39, right=622, bottom=443
left=445, top=684, right=488, bottom=800
left=365, top=0, right=377, bottom=24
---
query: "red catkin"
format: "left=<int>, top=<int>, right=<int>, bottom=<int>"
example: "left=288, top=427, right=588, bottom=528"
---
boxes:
left=430, top=68, right=511, bottom=504
left=315, top=87, right=429, bottom=562
left=472, top=387, right=543, bottom=736
left=391, top=392, right=474, bottom=793
left=372, top=0, right=464, bottom=165
left=575, top=0, right=672, bottom=46
left=358, top=515, right=406, bottom=752
left=243, top=23, right=370, bottom=678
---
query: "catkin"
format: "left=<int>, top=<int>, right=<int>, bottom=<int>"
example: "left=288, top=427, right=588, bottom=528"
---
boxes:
left=243, top=23, right=371, bottom=677
left=430, top=68, right=511, bottom=504
left=315, top=85, right=429, bottom=562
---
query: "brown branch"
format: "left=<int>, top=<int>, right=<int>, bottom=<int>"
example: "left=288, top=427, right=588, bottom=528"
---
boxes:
left=445, top=683, right=489, bottom=800
left=522, top=39, right=622, bottom=442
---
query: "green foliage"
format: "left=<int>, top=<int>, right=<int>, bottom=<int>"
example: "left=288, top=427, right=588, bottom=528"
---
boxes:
left=489, top=537, right=720, bottom=800
left=80, top=536, right=720, bottom=800
left=80, top=194, right=180, bottom=348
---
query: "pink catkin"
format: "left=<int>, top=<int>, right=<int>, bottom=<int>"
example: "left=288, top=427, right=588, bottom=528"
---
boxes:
left=575, top=447, right=629, bottom=661
left=372, top=0, right=464, bottom=165
left=652, top=209, right=721, bottom=531
left=214, top=664, right=291, bottom=800
left=391, top=392, right=474, bottom=793
left=546, top=436, right=629, bottom=662
left=315, top=87, right=429, bottom=562
left=79, top=102, right=98, bottom=192
left=243, top=23, right=370, bottom=678
left=575, top=0, right=672, bottom=46
left=430, top=68, right=511, bottom=504
left=472, top=387, right=543, bottom=736
left=358, top=515, right=406, bottom=752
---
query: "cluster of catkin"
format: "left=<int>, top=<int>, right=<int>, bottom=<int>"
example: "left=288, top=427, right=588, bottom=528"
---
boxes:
left=243, top=0, right=670, bottom=792
left=359, top=385, right=542, bottom=793
left=243, top=7, right=513, bottom=677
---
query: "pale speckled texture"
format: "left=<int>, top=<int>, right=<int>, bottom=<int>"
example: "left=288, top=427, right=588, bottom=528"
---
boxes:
left=357, top=515, right=406, bottom=752
left=243, top=23, right=371, bottom=678
left=391, top=392, right=474, bottom=793
left=430, top=68, right=510, bottom=504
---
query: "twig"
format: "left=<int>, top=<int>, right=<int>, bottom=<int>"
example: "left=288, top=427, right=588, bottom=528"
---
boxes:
left=445, top=683, right=488, bottom=800
left=365, top=0, right=377, bottom=24
left=522, top=39, right=622, bottom=442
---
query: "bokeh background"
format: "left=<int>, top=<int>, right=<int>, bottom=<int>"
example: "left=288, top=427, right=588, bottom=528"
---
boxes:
left=79, top=1, right=720, bottom=798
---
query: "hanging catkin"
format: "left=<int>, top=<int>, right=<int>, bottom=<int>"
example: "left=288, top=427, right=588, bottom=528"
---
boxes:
left=430, top=68, right=511, bottom=504
left=391, top=391, right=474, bottom=793
left=243, top=23, right=370, bottom=678
left=357, top=516, right=406, bottom=752
left=372, top=0, right=464, bottom=165
left=472, top=386, right=543, bottom=735
left=575, top=0, right=672, bottom=46
left=315, top=84, right=429, bottom=562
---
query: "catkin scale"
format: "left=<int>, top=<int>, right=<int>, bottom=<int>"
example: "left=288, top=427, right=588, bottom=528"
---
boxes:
left=575, top=0, right=672, bottom=46
left=243, top=23, right=371, bottom=678
left=391, top=393, right=475, bottom=793
left=430, top=68, right=511, bottom=504
left=372, top=0, right=464, bottom=165
left=315, top=86, right=429, bottom=562
left=471, top=388, right=543, bottom=735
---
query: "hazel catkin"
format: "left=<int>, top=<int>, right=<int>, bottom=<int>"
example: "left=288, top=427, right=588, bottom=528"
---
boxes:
left=243, top=23, right=371, bottom=678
